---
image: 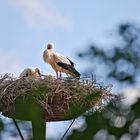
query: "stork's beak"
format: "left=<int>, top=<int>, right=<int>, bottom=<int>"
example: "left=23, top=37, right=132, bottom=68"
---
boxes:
left=36, top=69, right=41, bottom=78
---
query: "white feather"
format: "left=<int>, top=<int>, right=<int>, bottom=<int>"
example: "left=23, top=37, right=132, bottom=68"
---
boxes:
left=19, top=67, right=40, bottom=78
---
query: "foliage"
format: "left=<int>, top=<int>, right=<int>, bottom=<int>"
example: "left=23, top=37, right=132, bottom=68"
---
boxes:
left=67, top=98, right=140, bottom=140
left=67, top=22, right=140, bottom=140
left=79, top=23, right=140, bottom=83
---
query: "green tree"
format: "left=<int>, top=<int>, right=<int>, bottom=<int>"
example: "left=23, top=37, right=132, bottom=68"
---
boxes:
left=67, top=23, right=140, bottom=140
left=79, top=23, right=140, bottom=83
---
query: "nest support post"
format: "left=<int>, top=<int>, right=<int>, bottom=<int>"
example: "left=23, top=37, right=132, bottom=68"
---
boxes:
left=32, top=119, right=46, bottom=140
left=1, top=96, right=47, bottom=140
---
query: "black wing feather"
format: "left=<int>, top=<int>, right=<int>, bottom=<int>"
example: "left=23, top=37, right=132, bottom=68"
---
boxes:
left=56, top=62, right=80, bottom=78
left=66, top=57, right=75, bottom=67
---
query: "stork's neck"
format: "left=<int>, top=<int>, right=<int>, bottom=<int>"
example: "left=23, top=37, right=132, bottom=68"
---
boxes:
left=46, top=49, right=54, bottom=57
left=47, top=48, right=54, bottom=53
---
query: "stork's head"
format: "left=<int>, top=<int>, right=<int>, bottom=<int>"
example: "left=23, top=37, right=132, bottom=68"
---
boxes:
left=47, top=43, right=54, bottom=50
left=35, top=68, right=41, bottom=77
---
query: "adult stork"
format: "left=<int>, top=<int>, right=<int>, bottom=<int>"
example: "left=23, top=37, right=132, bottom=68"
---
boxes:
left=43, top=43, right=80, bottom=79
left=19, top=67, right=41, bottom=78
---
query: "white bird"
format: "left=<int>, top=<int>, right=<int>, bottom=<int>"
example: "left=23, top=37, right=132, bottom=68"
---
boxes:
left=19, top=67, right=41, bottom=78
left=43, top=43, right=80, bottom=79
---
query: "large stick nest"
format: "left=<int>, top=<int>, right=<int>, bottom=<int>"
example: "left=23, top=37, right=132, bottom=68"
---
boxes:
left=0, top=74, right=113, bottom=122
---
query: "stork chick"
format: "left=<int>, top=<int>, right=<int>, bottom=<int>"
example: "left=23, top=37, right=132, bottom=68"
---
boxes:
left=43, top=43, right=80, bottom=79
left=19, top=67, right=41, bottom=78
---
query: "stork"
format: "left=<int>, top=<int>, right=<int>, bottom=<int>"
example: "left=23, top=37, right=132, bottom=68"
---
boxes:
left=43, top=43, right=80, bottom=79
left=19, top=67, right=41, bottom=78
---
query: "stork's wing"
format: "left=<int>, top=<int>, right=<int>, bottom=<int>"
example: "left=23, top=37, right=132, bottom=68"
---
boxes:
left=53, top=53, right=80, bottom=78
left=66, top=57, right=75, bottom=67
left=56, top=62, right=80, bottom=78
left=53, top=53, right=72, bottom=65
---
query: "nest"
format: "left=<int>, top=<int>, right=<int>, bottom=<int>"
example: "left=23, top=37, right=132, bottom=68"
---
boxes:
left=0, top=74, right=113, bottom=122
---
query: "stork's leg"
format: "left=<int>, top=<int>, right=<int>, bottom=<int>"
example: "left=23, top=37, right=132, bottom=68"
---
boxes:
left=56, top=71, right=58, bottom=79
left=60, top=72, right=62, bottom=78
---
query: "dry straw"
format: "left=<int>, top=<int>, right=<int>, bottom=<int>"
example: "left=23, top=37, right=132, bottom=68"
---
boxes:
left=0, top=74, right=113, bottom=121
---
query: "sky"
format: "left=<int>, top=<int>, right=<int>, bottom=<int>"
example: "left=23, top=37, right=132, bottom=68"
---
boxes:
left=1, top=0, right=140, bottom=139
left=1, top=0, right=140, bottom=75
